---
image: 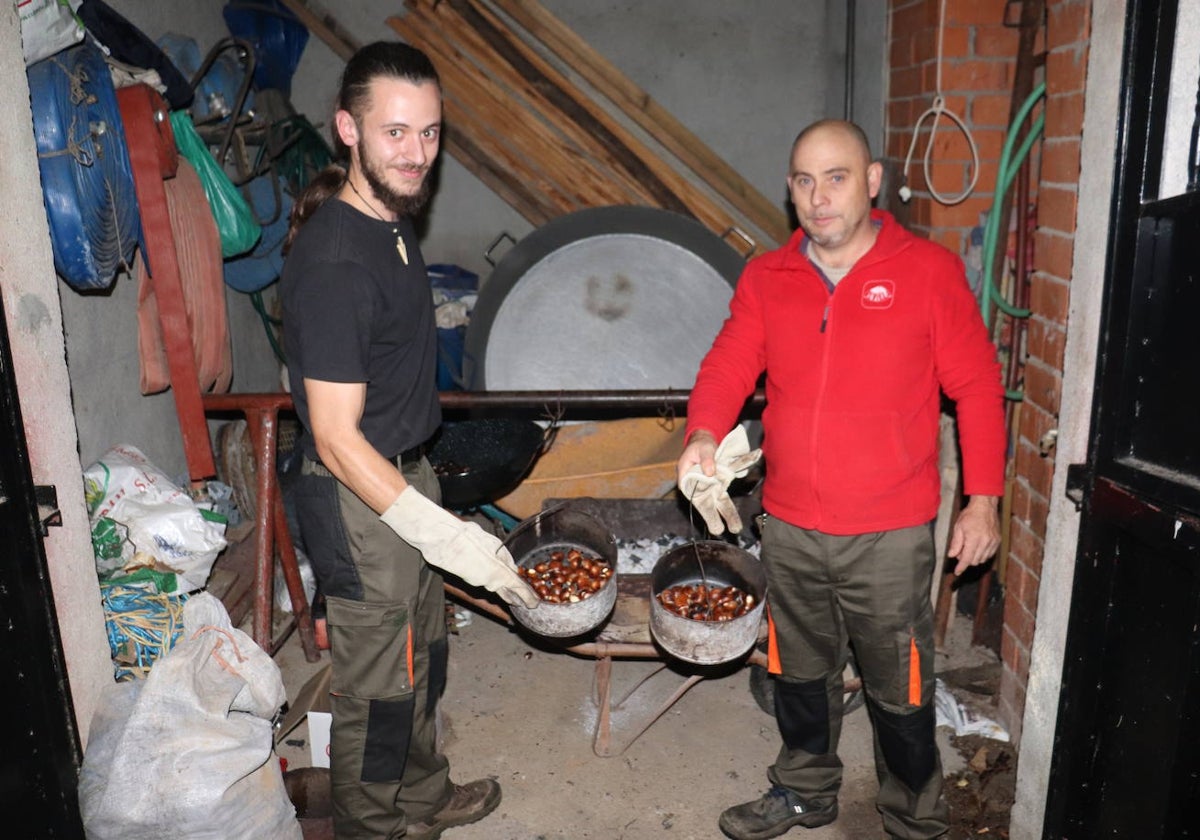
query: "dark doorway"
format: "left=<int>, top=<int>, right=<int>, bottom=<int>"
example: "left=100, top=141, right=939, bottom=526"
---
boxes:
left=1045, top=0, right=1200, bottom=836
left=0, top=292, right=86, bottom=835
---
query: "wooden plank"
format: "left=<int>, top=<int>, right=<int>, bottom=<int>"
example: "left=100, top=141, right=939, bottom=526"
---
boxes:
left=273, top=0, right=562, bottom=222
left=276, top=0, right=770, bottom=255
left=490, top=0, right=790, bottom=247
left=441, top=0, right=768, bottom=254
left=444, top=132, right=557, bottom=226
left=400, top=0, right=689, bottom=215
left=393, top=11, right=640, bottom=211
left=401, top=0, right=768, bottom=255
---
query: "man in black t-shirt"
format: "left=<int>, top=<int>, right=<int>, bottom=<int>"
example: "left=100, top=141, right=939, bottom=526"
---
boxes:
left=281, top=42, right=536, bottom=840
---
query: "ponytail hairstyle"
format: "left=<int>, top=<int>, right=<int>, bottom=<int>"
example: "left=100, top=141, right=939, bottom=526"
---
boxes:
left=282, top=164, right=347, bottom=255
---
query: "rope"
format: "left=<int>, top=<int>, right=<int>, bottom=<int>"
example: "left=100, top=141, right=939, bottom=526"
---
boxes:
left=899, top=0, right=981, bottom=206
left=101, top=581, right=189, bottom=681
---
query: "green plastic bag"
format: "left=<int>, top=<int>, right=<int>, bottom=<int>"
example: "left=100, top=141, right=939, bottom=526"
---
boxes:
left=169, top=110, right=261, bottom=258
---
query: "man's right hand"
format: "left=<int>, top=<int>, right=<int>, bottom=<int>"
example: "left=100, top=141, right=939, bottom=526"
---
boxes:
left=380, top=487, right=539, bottom=608
left=677, top=429, right=719, bottom=487
left=676, top=427, right=762, bottom=535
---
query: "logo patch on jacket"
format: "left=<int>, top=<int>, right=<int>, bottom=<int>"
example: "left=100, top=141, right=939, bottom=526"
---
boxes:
left=861, top=280, right=895, bottom=309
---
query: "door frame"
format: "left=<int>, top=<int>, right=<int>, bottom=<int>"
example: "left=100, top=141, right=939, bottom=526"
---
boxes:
left=1009, top=1, right=1129, bottom=836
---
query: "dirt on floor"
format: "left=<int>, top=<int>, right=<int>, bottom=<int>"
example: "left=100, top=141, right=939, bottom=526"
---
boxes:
left=939, top=657, right=1016, bottom=839
left=944, top=733, right=1017, bottom=839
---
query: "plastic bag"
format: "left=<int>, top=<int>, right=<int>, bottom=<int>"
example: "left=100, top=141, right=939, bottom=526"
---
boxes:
left=170, top=109, right=262, bottom=258
left=83, top=444, right=227, bottom=593
left=78, top=593, right=301, bottom=840
left=18, top=0, right=85, bottom=65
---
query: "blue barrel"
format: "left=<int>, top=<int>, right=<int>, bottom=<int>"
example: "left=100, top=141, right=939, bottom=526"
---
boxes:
left=28, top=42, right=140, bottom=291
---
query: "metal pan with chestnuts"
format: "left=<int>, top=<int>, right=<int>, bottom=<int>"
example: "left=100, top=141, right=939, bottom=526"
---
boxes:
left=516, top=547, right=613, bottom=604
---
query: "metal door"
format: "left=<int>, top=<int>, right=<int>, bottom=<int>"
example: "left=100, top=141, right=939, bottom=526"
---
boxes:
left=0, top=290, right=85, bottom=835
left=1045, top=0, right=1200, bottom=836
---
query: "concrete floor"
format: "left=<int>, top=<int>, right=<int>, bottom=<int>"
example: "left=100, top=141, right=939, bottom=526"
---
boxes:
left=272, top=595, right=995, bottom=840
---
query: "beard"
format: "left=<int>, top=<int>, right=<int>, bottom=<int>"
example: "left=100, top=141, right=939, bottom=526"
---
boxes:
left=800, top=222, right=843, bottom=249
left=359, top=147, right=433, bottom=218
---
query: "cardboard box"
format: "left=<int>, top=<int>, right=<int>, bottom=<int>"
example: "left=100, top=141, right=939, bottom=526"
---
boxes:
left=307, top=711, right=331, bottom=768
left=276, top=663, right=331, bottom=768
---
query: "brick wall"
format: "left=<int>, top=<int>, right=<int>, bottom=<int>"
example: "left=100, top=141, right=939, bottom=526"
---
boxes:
left=886, top=0, right=1091, bottom=744
left=887, top=0, right=1017, bottom=255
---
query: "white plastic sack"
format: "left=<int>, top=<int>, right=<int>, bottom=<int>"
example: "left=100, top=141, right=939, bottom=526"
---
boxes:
left=78, top=593, right=301, bottom=840
left=84, top=444, right=227, bottom=593
left=18, top=0, right=85, bottom=65
left=934, top=678, right=1010, bottom=742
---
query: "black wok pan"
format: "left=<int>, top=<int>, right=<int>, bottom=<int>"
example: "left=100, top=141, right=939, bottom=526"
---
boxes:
left=427, top=418, right=547, bottom=510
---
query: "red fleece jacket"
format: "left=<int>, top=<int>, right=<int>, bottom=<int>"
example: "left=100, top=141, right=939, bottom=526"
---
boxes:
left=687, top=210, right=1006, bottom=535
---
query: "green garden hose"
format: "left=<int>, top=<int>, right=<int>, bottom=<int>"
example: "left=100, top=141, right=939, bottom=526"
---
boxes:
left=981, top=81, right=1047, bottom=400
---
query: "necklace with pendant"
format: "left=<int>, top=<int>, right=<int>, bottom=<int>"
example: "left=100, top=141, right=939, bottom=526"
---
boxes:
left=347, top=178, right=408, bottom=265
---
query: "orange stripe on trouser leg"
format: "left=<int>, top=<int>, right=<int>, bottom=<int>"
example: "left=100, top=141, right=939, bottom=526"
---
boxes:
left=407, top=624, right=415, bottom=686
left=908, top=636, right=921, bottom=706
left=767, top=608, right=782, bottom=675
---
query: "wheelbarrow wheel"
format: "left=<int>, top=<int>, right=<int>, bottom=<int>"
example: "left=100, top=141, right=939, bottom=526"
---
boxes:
left=748, top=658, right=866, bottom=718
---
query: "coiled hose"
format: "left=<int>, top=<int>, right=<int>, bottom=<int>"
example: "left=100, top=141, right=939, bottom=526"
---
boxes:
left=28, top=42, right=140, bottom=291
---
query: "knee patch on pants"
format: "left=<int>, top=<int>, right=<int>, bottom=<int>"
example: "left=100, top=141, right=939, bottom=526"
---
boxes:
left=334, top=693, right=415, bottom=783
left=427, top=636, right=448, bottom=717
left=774, top=676, right=831, bottom=755
left=873, top=701, right=937, bottom=792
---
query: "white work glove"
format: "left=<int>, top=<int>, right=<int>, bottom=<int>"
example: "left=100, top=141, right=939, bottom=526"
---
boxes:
left=380, top=487, right=539, bottom=609
left=678, top=426, right=763, bottom=535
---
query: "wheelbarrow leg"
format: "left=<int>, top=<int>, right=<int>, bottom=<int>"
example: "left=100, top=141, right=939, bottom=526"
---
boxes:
left=593, top=656, right=614, bottom=757
left=591, top=663, right=706, bottom=758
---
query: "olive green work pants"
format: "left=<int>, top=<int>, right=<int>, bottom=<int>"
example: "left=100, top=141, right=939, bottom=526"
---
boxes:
left=296, top=456, right=452, bottom=840
left=761, top=515, right=949, bottom=840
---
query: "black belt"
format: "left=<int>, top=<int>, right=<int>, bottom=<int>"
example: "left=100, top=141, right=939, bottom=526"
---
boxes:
left=301, top=443, right=427, bottom=479
left=397, top=442, right=429, bottom=465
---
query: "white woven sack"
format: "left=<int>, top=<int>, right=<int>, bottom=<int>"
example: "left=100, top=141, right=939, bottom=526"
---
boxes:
left=78, top=593, right=300, bottom=840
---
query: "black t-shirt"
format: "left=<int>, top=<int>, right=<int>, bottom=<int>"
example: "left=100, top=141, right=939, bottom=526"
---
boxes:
left=281, top=199, right=441, bottom=462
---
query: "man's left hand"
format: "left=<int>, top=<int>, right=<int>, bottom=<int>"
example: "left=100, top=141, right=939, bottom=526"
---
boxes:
left=948, top=495, right=1001, bottom=575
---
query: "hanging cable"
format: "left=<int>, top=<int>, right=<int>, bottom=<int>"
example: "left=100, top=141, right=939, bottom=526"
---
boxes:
left=898, top=0, right=981, bottom=206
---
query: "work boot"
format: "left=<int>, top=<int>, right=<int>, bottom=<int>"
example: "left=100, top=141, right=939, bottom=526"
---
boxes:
left=404, top=778, right=502, bottom=840
left=718, top=785, right=838, bottom=840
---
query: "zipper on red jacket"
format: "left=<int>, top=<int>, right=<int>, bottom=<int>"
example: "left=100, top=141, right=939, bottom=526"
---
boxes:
left=810, top=285, right=834, bottom=516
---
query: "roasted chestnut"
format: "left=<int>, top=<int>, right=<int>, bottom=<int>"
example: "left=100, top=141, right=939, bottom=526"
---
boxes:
left=655, top=583, right=755, bottom=621
left=517, top=548, right=613, bottom=603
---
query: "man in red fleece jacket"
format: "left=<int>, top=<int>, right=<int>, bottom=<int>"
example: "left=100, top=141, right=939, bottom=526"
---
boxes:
left=678, top=119, right=1005, bottom=840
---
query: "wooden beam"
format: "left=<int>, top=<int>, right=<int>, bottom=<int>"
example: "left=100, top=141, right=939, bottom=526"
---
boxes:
left=399, top=0, right=770, bottom=255
left=393, top=10, right=641, bottom=211
left=490, top=0, right=790, bottom=247
left=426, top=0, right=694, bottom=216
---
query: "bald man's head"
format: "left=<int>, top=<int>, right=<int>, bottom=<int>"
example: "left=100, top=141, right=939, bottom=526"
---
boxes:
left=790, top=120, right=873, bottom=168
left=786, top=118, right=882, bottom=267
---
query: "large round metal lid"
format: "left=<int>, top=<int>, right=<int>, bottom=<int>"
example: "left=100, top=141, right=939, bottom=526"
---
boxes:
left=464, top=206, right=747, bottom=390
